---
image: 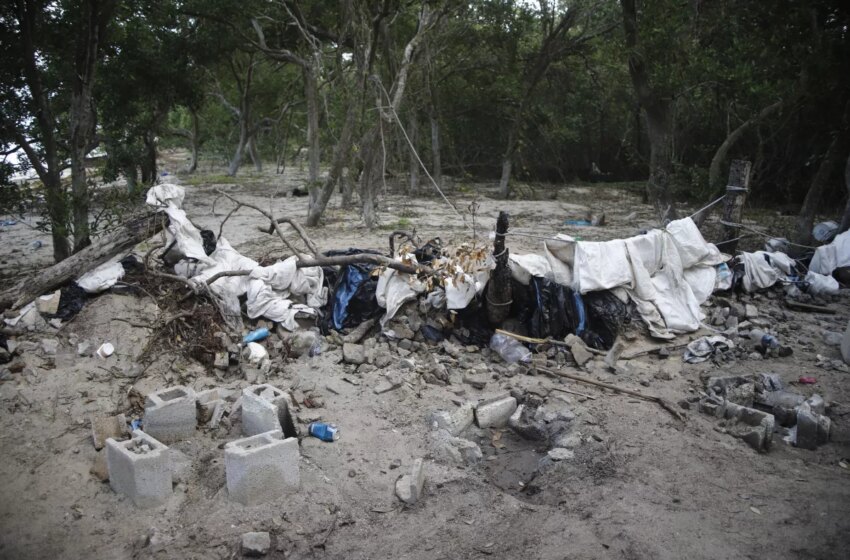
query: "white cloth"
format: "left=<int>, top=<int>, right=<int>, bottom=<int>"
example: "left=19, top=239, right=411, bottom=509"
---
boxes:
left=810, top=229, right=850, bottom=275
left=738, top=251, right=781, bottom=292
left=509, top=253, right=551, bottom=284
left=77, top=261, right=125, bottom=293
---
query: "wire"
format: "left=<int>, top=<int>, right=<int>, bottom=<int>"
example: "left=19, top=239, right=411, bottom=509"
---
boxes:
left=687, top=195, right=726, bottom=220
left=718, top=220, right=819, bottom=249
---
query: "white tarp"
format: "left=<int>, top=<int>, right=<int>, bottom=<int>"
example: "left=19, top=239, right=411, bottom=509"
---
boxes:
left=738, top=251, right=781, bottom=293
left=508, top=253, right=551, bottom=284
left=810, top=229, right=850, bottom=275
left=77, top=260, right=125, bottom=293
left=544, top=217, right=724, bottom=338
left=145, top=184, right=326, bottom=330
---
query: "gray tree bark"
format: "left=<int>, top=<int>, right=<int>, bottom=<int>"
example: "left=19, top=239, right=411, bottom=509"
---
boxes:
left=839, top=153, right=850, bottom=234
left=408, top=113, right=419, bottom=194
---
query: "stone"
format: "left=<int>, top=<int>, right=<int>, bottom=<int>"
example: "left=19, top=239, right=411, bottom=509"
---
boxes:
left=508, top=405, right=548, bottom=441
left=106, top=430, right=172, bottom=508
left=143, top=386, right=197, bottom=443
left=603, top=340, right=625, bottom=370
left=428, top=429, right=482, bottom=465
left=547, top=448, right=575, bottom=461
left=287, top=330, right=320, bottom=358
left=794, top=401, right=831, bottom=450
left=374, top=374, right=402, bottom=394
left=214, top=352, right=229, bottom=370
left=570, top=344, right=593, bottom=367
left=76, top=341, right=92, bottom=357
left=429, top=403, right=474, bottom=436
left=395, top=458, right=426, bottom=504
left=242, top=384, right=296, bottom=437
left=241, top=532, right=271, bottom=557
left=745, top=304, right=759, bottom=319
left=463, top=373, right=488, bottom=390
left=196, top=389, right=225, bottom=425
left=40, top=338, right=59, bottom=355
left=374, top=353, right=393, bottom=369
left=474, top=394, right=517, bottom=428
left=225, top=430, right=300, bottom=505
left=91, top=414, right=127, bottom=450
left=342, top=343, right=366, bottom=365
left=36, top=290, right=61, bottom=315
left=90, top=451, right=109, bottom=482
left=554, top=433, right=582, bottom=449
left=729, top=302, right=746, bottom=318
left=398, top=357, right=416, bottom=370
left=822, top=331, right=843, bottom=347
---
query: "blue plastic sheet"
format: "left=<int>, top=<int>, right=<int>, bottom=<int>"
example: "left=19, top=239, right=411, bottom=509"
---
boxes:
left=332, top=265, right=369, bottom=330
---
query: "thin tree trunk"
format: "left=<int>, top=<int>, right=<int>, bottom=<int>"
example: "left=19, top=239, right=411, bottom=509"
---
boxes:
left=341, top=167, right=353, bottom=207
left=124, top=165, right=139, bottom=195
left=305, top=66, right=321, bottom=209
left=228, top=121, right=248, bottom=177
left=140, top=130, right=158, bottom=184
left=430, top=112, right=442, bottom=190
left=248, top=136, right=262, bottom=172
left=408, top=113, right=419, bottom=194
left=794, top=100, right=850, bottom=250
left=839, top=153, right=850, bottom=234
left=187, top=108, right=199, bottom=173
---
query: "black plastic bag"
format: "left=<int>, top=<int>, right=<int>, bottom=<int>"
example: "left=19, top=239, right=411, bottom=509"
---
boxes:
left=320, top=248, right=384, bottom=333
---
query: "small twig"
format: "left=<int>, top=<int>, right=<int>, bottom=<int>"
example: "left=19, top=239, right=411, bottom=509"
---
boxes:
left=216, top=189, right=312, bottom=256
left=621, top=342, right=689, bottom=360
left=550, top=386, right=597, bottom=400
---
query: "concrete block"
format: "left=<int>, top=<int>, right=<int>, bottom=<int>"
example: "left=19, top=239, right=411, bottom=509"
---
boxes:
left=225, top=429, right=300, bottom=505
left=474, top=394, right=517, bottom=428
left=795, top=402, right=831, bottom=450
left=699, top=396, right=775, bottom=451
left=91, top=414, right=127, bottom=450
left=429, top=403, right=473, bottom=436
left=106, top=430, right=172, bottom=508
left=242, top=384, right=297, bottom=438
left=143, top=386, right=197, bottom=443
left=196, top=389, right=225, bottom=425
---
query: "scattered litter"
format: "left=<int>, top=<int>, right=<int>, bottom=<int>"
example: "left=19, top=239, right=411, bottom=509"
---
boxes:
left=243, top=327, right=270, bottom=343
left=243, top=342, right=267, bottom=364
left=0, top=219, right=17, bottom=226
left=489, top=333, right=531, bottom=364
left=96, top=342, right=115, bottom=359
left=798, top=377, right=817, bottom=385
left=308, top=422, right=339, bottom=442
left=812, top=221, right=839, bottom=243
left=683, top=336, right=734, bottom=363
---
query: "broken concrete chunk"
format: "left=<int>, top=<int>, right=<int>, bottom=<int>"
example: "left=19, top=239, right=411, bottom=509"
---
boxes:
left=745, top=304, right=759, bottom=319
left=428, top=429, right=482, bottom=465
left=474, top=394, right=517, bottom=428
left=547, top=448, right=575, bottom=461
left=213, top=352, right=229, bottom=370
left=91, top=414, right=127, bottom=450
left=603, top=340, right=625, bottom=370
left=77, top=341, right=93, bottom=357
left=36, top=290, right=61, bottom=315
left=429, top=403, right=474, bottom=436
left=90, top=451, right=109, bottom=482
left=241, top=532, right=271, bottom=557
left=570, top=344, right=593, bottom=367
left=395, top=458, right=426, bottom=504
left=342, top=343, right=366, bottom=365
left=40, top=338, right=59, bottom=355
left=462, top=372, right=488, bottom=390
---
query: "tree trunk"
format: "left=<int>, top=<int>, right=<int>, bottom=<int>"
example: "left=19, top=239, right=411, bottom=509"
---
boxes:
left=408, top=113, right=419, bottom=194
left=715, top=160, right=751, bottom=254
left=0, top=212, right=164, bottom=312
left=486, top=211, right=512, bottom=325
left=44, top=173, right=73, bottom=262
left=304, top=66, right=322, bottom=210
left=839, top=152, right=850, bottom=234
left=622, top=0, right=677, bottom=222
left=498, top=157, right=514, bottom=199
left=247, top=136, right=262, bottom=172
left=124, top=165, right=139, bottom=195
left=187, top=108, right=199, bottom=173
left=359, top=128, right=382, bottom=229
left=140, top=130, right=157, bottom=185
left=341, top=167, right=354, bottom=207
left=430, top=112, right=442, bottom=190
left=228, top=121, right=248, bottom=177
left=793, top=100, right=850, bottom=251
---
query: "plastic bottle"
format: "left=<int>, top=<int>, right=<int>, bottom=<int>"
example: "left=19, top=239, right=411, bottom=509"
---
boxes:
left=242, top=327, right=270, bottom=344
left=489, top=333, right=532, bottom=364
left=749, top=329, right=779, bottom=349
left=308, top=422, right=340, bottom=442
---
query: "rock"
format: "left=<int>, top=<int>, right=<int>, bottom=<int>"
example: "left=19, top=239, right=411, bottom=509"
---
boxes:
left=374, top=374, right=402, bottom=394
left=398, top=358, right=416, bottom=370
left=241, top=532, right=271, bottom=557
left=463, top=373, right=488, bottom=390
left=428, top=429, right=482, bottom=465
left=745, top=304, right=759, bottom=319
left=554, top=433, right=582, bottom=449
left=90, top=451, right=109, bottom=482
left=729, top=302, right=746, bottom=318
left=392, top=324, right=415, bottom=340
left=841, top=320, right=850, bottom=365
left=547, top=448, right=575, bottom=461
left=508, top=405, right=548, bottom=441
left=40, top=338, right=59, bottom=355
left=429, top=403, right=474, bottom=436
left=571, top=344, right=593, bottom=367
left=90, top=414, right=127, bottom=450
left=342, top=343, right=366, bottom=365
left=474, top=394, right=517, bottom=428
left=287, top=330, right=320, bottom=357
left=603, top=340, right=625, bottom=370
left=822, top=331, right=842, bottom=347
left=395, top=458, right=426, bottom=504
left=36, top=290, right=61, bottom=315
left=214, top=352, right=229, bottom=370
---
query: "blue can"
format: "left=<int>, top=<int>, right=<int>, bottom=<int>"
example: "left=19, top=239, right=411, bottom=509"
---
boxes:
left=308, top=422, right=340, bottom=442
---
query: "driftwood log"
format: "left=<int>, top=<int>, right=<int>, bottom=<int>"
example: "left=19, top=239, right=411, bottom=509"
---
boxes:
left=0, top=212, right=164, bottom=311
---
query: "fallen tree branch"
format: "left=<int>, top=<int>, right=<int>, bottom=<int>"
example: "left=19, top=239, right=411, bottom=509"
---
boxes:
left=784, top=300, right=836, bottom=314
left=538, top=366, right=685, bottom=422
left=621, top=342, right=689, bottom=360
left=215, top=189, right=318, bottom=256
left=0, top=212, right=165, bottom=311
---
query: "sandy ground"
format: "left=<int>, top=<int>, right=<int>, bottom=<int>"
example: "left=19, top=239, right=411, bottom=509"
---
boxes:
left=1, top=155, right=849, bottom=559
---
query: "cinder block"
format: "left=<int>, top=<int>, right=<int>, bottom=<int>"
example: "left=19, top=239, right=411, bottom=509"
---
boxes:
left=225, top=429, right=300, bottom=505
left=475, top=394, right=517, bottom=428
left=143, top=386, right=197, bottom=443
left=196, top=388, right=225, bottom=426
left=429, top=403, right=473, bottom=436
left=106, top=430, right=172, bottom=508
left=242, top=384, right=297, bottom=438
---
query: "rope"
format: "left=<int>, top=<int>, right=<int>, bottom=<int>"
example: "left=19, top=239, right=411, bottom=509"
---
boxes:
left=687, top=195, right=726, bottom=220
left=371, top=78, right=468, bottom=227
left=718, top=220, right=820, bottom=249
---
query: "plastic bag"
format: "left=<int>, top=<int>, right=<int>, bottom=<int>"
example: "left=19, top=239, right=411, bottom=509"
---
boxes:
left=321, top=249, right=383, bottom=332
left=490, top=333, right=531, bottom=364
left=582, top=290, right=630, bottom=350
left=805, top=271, right=839, bottom=296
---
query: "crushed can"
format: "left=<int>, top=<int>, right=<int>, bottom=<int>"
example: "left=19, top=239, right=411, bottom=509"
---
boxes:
left=308, top=422, right=340, bottom=442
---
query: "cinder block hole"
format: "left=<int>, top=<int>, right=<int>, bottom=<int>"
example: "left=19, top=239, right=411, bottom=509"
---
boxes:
left=159, top=388, right=188, bottom=401
left=254, top=386, right=282, bottom=398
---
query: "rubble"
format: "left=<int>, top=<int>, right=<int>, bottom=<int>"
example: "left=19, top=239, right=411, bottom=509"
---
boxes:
left=428, top=429, right=483, bottom=465
left=241, top=532, right=271, bottom=557
left=342, top=343, right=366, bottom=365
left=474, top=394, right=517, bottom=428
left=429, top=403, right=474, bottom=436
left=395, top=458, right=426, bottom=504
left=242, top=384, right=296, bottom=437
